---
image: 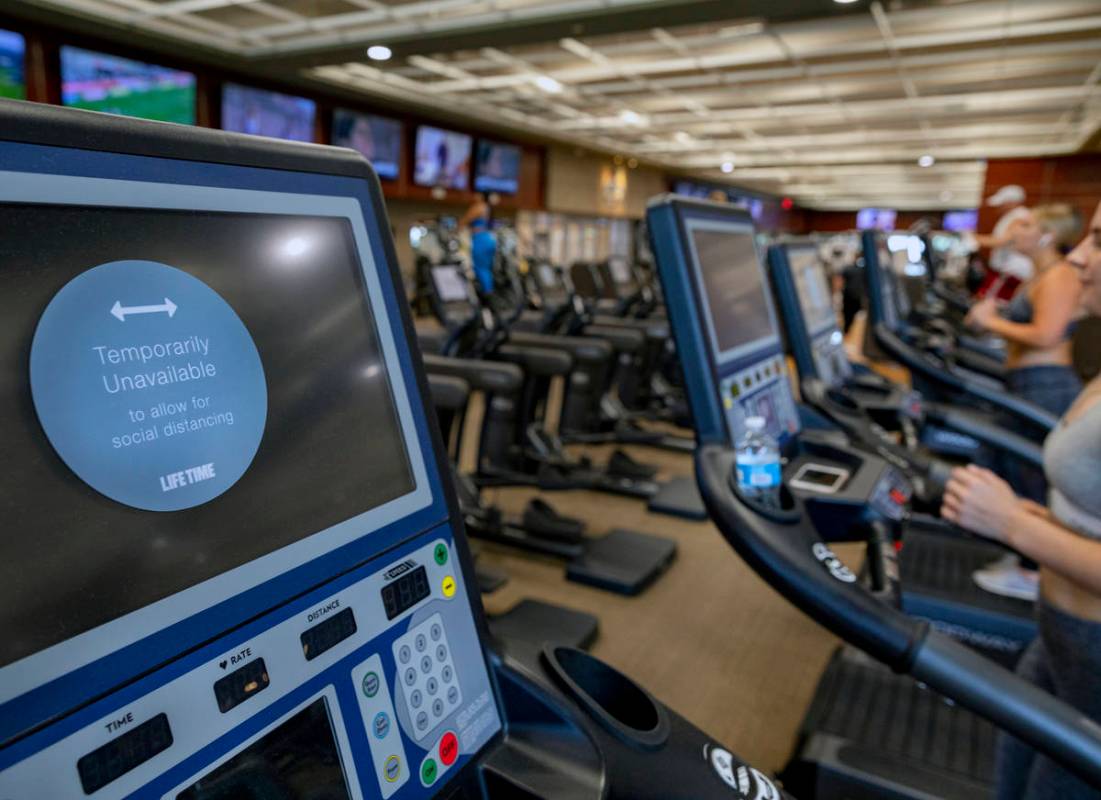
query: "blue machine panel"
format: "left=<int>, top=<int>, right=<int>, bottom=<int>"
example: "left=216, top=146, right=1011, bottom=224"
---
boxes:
left=0, top=117, right=501, bottom=800
left=647, top=197, right=800, bottom=448
left=772, top=242, right=852, bottom=388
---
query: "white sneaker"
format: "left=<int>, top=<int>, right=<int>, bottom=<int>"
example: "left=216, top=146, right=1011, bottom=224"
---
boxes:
left=973, top=562, right=1039, bottom=602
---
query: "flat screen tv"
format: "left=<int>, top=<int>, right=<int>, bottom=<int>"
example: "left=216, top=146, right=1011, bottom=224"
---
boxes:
left=0, top=29, right=24, bottom=100
left=942, top=209, right=978, bottom=232
left=221, top=83, right=315, bottom=142
left=60, top=47, right=196, bottom=124
left=331, top=109, right=401, bottom=180
left=474, top=140, right=521, bottom=194
left=856, top=208, right=897, bottom=231
left=413, top=125, right=472, bottom=190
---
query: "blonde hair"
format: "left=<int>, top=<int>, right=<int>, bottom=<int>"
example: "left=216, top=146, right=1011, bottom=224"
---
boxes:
left=1033, top=203, right=1083, bottom=252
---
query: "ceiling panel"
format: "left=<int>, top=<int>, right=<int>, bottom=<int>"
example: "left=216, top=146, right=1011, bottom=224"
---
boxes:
left=12, top=0, right=1101, bottom=209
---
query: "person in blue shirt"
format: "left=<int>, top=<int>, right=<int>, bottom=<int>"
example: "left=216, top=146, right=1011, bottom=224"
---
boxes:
left=460, top=192, right=497, bottom=293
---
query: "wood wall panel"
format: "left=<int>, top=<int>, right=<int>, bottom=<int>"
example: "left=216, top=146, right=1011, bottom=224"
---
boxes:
left=980, top=155, right=1101, bottom=235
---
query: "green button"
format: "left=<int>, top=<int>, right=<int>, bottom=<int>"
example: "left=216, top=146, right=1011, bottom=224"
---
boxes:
left=361, top=671, right=379, bottom=698
left=421, top=758, right=438, bottom=785
left=434, top=543, right=448, bottom=565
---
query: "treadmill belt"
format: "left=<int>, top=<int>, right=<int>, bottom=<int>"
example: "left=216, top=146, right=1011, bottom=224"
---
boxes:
left=787, top=647, right=997, bottom=798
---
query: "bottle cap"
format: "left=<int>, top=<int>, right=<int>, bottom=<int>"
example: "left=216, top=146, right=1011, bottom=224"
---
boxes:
left=745, top=416, right=766, bottom=432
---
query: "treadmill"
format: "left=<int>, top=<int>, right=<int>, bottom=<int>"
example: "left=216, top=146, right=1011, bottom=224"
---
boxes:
left=647, top=193, right=1101, bottom=800
left=767, top=241, right=1036, bottom=656
left=0, top=101, right=785, bottom=800
left=861, top=230, right=1058, bottom=441
left=648, top=195, right=1101, bottom=799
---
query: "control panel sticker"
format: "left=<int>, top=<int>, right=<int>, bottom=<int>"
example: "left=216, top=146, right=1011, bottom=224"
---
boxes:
left=30, top=259, right=267, bottom=511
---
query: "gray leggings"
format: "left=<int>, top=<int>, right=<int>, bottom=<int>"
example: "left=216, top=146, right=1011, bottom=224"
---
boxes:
left=995, top=602, right=1101, bottom=799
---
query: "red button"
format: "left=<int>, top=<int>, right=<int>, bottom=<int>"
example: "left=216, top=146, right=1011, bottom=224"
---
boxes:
left=889, top=489, right=907, bottom=505
left=439, top=731, right=458, bottom=766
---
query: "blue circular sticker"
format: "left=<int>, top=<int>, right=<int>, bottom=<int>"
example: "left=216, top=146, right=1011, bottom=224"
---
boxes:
left=30, top=260, right=268, bottom=511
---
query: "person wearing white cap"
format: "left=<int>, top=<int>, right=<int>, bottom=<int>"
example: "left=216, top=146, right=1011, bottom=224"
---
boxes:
left=967, top=184, right=1034, bottom=297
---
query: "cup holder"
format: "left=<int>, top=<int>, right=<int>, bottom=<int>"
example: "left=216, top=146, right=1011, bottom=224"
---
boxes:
left=542, top=646, right=670, bottom=750
left=728, top=473, right=801, bottom=523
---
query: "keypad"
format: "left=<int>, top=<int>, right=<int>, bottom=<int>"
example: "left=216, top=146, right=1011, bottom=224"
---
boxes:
left=392, top=613, right=461, bottom=740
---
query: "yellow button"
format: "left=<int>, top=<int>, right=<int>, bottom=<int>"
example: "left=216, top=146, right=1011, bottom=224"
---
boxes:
left=441, top=576, right=456, bottom=598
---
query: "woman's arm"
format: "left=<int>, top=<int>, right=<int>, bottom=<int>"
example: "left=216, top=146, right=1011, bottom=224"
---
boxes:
left=943, top=465, right=1101, bottom=595
left=966, top=265, right=1080, bottom=347
left=458, top=201, right=487, bottom=228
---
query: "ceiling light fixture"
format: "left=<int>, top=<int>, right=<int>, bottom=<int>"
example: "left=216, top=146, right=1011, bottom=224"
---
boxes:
left=534, top=75, right=563, bottom=94
left=674, top=131, right=692, bottom=143
left=940, top=190, right=954, bottom=202
left=721, top=161, right=735, bottom=173
left=366, top=45, right=392, bottom=61
left=833, top=0, right=860, bottom=4
left=918, top=154, right=936, bottom=168
left=619, top=109, right=644, bottom=125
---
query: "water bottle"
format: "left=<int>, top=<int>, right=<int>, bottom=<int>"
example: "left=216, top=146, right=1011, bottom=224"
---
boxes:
left=735, top=416, right=782, bottom=509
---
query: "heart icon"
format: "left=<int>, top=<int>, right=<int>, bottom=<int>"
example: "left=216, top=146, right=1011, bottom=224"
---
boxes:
left=219, top=660, right=228, bottom=670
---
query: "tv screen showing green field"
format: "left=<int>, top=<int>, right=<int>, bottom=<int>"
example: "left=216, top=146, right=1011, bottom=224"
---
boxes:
left=60, top=47, right=195, bottom=124
left=0, top=30, right=25, bottom=100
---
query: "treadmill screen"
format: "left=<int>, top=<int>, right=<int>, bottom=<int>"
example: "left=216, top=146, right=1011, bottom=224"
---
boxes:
left=688, top=220, right=777, bottom=362
left=432, top=265, right=469, bottom=302
left=0, top=202, right=416, bottom=672
left=788, top=246, right=835, bottom=334
left=177, top=698, right=352, bottom=799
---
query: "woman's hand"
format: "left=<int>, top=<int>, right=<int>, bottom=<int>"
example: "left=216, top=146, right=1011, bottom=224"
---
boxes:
left=941, top=464, right=1025, bottom=544
left=965, top=297, right=999, bottom=330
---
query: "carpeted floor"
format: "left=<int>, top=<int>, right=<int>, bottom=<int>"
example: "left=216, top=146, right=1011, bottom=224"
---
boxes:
left=473, top=441, right=861, bottom=777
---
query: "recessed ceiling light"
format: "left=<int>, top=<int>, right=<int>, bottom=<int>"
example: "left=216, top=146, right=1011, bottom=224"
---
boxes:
left=940, top=190, right=954, bottom=202
left=367, top=45, right=392, bottom=61
left=534, top=75, right=563, bottom=93
left=918, top=154, right=936, bottom=167
left=619, top=109, right=643, bottom=125
left=674, top=131, right=692, bottom=143
left=833, top=0, right=860, bottom=4
left=721, top=161, right=735, bottom=173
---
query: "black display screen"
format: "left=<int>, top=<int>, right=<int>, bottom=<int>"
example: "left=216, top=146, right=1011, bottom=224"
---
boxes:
left=213, top=657, right=270, bottom=713
left=690, top=224, right=775, bottom=359
left=381, top=565, right=430, bottom=620
left=0, top=206, right=416, bottom=670
left=78, top=713, right=173, bottom=795
left=177, top=698, right=351, bottom=800
left=300, top=608, right=358, bottom=662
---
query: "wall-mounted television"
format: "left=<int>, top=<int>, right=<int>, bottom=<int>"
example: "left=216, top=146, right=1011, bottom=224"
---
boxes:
left=221, top=83, right=315, bottom=142
left=942, top=209, right=979, bottom=232
left=413, top=125, right=472, bottom=190
left=474, top=139, right=521, bottom=194
left=60, top=46, right=196, bottom=124
left=856, top=207, right=897, bottom=231
left=0, top=29, right=24, bottom=100
left=332, top=109, right=402, bottom=180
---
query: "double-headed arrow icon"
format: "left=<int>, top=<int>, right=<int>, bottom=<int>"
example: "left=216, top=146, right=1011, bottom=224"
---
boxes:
left=110, top=298, right=178, bottom=322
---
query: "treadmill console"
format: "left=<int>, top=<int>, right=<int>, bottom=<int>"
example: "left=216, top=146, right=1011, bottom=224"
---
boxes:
left=778, top=243, right=851, bottom=388
left=648, top=202, right=799, bottom=447
left=0, top=104, right=501, bottom=799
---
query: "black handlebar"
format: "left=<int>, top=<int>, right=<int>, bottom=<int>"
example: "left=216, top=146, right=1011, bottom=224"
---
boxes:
left=695, top=442, right=1101, bottom=786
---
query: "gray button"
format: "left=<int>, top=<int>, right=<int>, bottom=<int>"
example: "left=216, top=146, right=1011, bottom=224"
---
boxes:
left=398, top=644, right=412, bottom=664
left=432, top=699, right=444, bottom=717
left=410, top=689, right=423, bottom=709
left=415, top=634, right=427, bottom=652
left=436, top=644, right=447, bottom=662
left=441, top=665, right=453, bottom=683
left=420, top=655, right=433, bottom=674
left=447, top=686, right=459, bottom=705
left=404, top=667, right=417, bottom=686
left=426, top=677, right=438, bottom=696
left=416, top=711, right=429, bottom=731
left=430, top=623, right=443, bottom=641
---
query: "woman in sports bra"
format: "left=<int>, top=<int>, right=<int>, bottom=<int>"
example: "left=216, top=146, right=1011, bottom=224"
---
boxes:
left=966, top=205, right=1083, bottom=506
left=943, top=201, right=1101, bottom=799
